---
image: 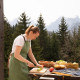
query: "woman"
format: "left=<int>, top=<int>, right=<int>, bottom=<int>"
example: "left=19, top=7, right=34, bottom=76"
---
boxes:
left=8, top=25, right=43, bottom=80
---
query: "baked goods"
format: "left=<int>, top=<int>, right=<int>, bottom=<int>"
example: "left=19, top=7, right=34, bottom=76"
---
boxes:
left=39, top=60, right=79, bottom=69
left=66, top=62, right=79, bottom=69
left=39, top=61, right=55, bottom=67
left=73, top=62, right=79, bottom=69
left=56, top=60, right=67, bottom=66
left=54, top=64, right=65, bottom=70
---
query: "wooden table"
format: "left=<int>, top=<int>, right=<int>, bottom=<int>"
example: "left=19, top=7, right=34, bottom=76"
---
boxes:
left=28, top=68, right=80, bottom=80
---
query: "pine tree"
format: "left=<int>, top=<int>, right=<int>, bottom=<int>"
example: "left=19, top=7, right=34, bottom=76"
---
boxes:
left=13, top=12, right=31, bottom=39
left=58, top=17, right=69, bottom=60
left=18, top=12, right=30, bottom=32
left=58, top=17, right=68, bottom=46
left=36, top=14, right=49, bottom=60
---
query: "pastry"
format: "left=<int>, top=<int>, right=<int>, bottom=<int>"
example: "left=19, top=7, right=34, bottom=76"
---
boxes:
left=54, top=64, right=65, bottom=70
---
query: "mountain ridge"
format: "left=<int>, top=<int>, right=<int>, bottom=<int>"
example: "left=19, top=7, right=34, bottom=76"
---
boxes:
left=10, top=16, right=80, bottom=32
left=46, top=16, right=80, bottom=32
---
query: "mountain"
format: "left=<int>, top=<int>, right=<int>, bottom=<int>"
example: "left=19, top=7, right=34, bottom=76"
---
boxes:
left=9, top=16, right=80, bottom=32
left=46, top=16, right=80, bottom=32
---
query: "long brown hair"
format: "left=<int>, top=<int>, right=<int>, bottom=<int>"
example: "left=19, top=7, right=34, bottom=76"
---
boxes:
left=25, top=25, right=40, bottom=34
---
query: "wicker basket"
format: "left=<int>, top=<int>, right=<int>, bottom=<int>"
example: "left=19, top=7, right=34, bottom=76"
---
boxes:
left=39, top=61, right=55, bottom=68
left=66, top=62, right=79, bottom=69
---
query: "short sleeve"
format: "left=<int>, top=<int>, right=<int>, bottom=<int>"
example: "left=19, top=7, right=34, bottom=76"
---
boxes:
left=15, top=36, right=24, bottom=47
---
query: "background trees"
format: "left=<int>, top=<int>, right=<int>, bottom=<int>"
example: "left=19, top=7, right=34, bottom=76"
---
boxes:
left=36, top=14, right=50, bottom=60
left=58, top=17, right=69, bottom=46
left=50, top=32, right=60, bottom=61
left=57, top=17, right=69, bottom=60
left=4, top=17, right=13, bottom=80
left=12, top=12, right=31, bottom=39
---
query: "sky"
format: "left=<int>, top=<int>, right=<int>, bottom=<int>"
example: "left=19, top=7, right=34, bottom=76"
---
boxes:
left=4, top=0, right=80, bottom=26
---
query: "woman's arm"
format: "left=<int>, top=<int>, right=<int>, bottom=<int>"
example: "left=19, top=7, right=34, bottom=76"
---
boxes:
left=28, top=47, right=38, bottom=65
left=14, top=46, right=35, bottom=67
left=28, top=47, right=43, bottom=68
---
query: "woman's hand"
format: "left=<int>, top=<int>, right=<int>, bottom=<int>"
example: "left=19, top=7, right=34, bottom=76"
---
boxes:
left=27, top=62, right=35, bottom=67
left=36, top=63, right=44, bottom=68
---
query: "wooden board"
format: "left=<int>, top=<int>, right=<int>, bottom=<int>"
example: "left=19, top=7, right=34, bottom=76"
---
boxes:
left=51, top=72, right=72, bottom=76
left=29, top=68, right=47, bottom=73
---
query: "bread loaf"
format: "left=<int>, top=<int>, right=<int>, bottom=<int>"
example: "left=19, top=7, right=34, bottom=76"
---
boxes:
left=39, top=61, right=55, bottom=67
left=66, top=62, right=79, bottom=69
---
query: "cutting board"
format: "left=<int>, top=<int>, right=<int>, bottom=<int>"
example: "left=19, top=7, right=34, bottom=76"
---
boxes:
left=29, top=68, right=47, bottom=73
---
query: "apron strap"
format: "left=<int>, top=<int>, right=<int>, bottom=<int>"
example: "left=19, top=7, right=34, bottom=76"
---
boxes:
left=22, top=35, right=26, bottom=42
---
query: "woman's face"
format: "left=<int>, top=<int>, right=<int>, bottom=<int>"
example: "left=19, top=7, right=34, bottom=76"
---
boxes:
left=29, top=31, right=39, bottom=40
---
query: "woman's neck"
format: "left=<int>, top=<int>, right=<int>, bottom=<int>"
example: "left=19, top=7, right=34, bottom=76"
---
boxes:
left=24, top=34, right=30, bottom=40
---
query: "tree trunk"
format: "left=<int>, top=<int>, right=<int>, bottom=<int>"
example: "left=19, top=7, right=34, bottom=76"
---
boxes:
left=0, top=0, right=4, bottom=80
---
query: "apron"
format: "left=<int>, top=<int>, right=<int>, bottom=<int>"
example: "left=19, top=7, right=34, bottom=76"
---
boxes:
left=8, top=37, right=32, bottom=80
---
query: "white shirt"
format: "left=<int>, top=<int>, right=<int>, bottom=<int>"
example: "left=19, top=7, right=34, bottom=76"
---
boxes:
left=11, top=34, right=31, bottom=53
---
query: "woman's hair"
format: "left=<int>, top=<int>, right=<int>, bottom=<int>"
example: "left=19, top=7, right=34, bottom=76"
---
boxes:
left=25, top=25, right=40, bottom=34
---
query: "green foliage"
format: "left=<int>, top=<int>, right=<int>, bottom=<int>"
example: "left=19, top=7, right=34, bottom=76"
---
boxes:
left=57, top=17, right=70, bottom=60
left=36, top=14, right=50, bottom=60
left=58, top=17, right=69, bottom=46
left=31, top=39, right=43, bottom=61
left=50, top=32, right=60, bottom=61
left=4, top=17, right=13, bottom=80
left=69, top=27, right=80, bottom=62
